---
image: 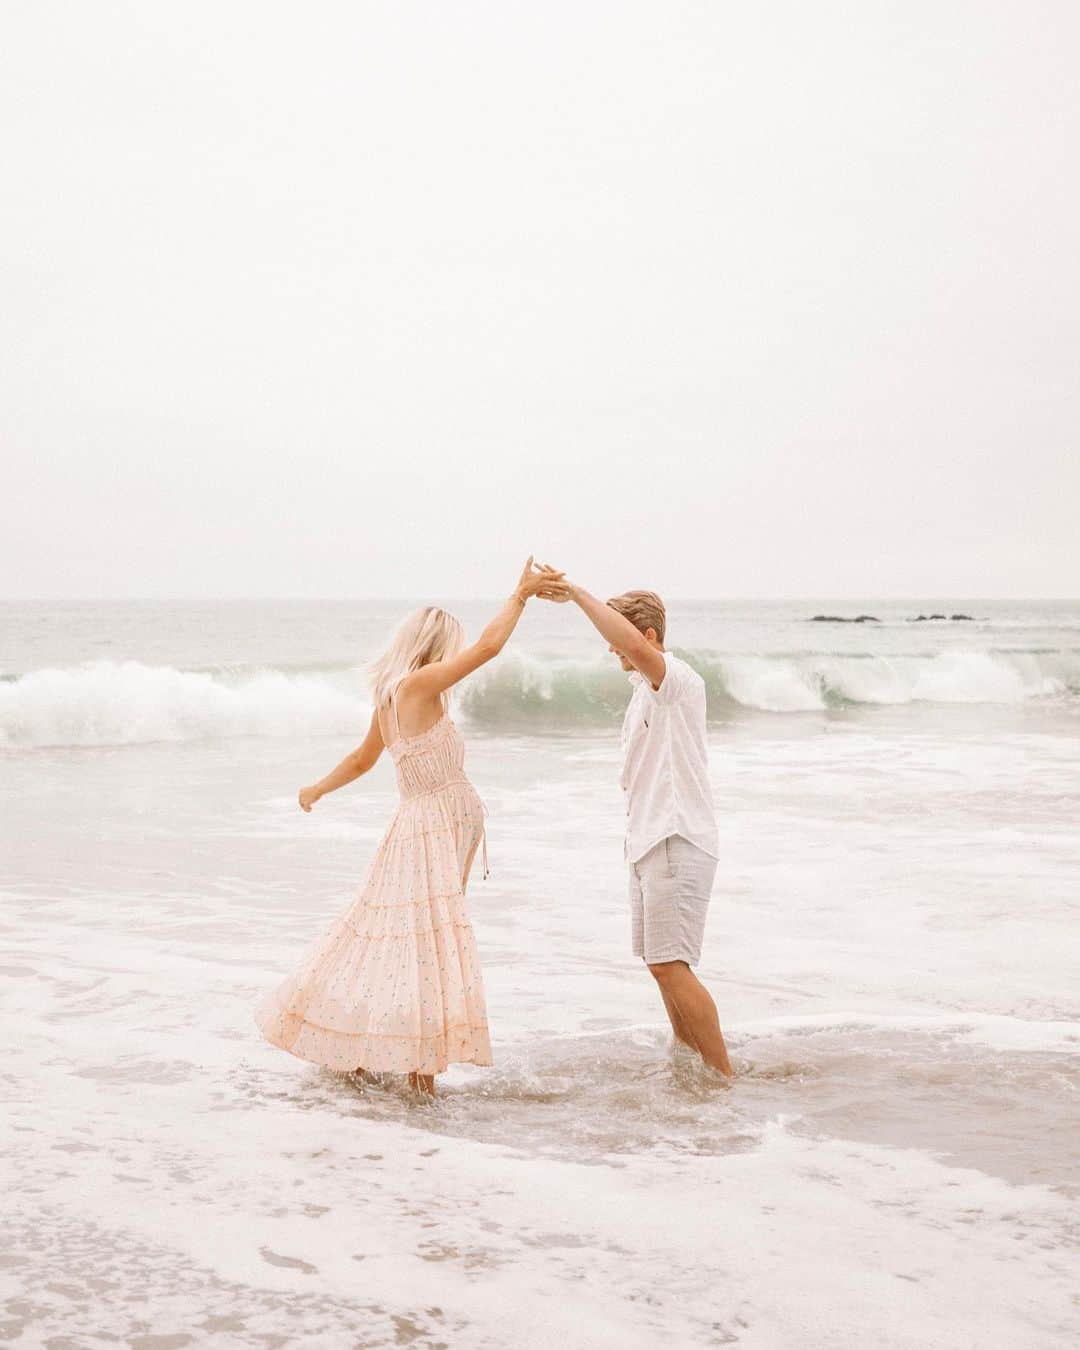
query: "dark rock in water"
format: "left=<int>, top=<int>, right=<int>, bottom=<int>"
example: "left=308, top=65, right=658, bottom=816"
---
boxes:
left=855, top=614, right=879, bottom=623
left=930, top=613, right=946, bottom=620
left=810, top=614, right=880, bottom=623
left=913, top=615, right=929, bottom=621
left=951, top=613, right=973, bottom=621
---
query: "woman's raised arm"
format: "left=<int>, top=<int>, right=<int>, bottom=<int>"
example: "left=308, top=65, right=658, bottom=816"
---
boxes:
left=407, top=557, right=567, bottom=699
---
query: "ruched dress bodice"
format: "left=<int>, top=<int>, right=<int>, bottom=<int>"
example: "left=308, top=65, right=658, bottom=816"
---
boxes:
left=389, top=713, right=488, bottom=878
left=392, top=712, right=470, bottom=796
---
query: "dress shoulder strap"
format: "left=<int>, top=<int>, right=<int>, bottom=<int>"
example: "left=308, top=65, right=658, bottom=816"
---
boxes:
left=386, top=692, right=402, bottom=745
left=386, top=683, right=448, bottom=743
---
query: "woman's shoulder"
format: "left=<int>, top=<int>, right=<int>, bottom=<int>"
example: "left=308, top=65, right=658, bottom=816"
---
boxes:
left=390, top=678, right=447, bottom=738
left=394, top=671, right=446, bottom=708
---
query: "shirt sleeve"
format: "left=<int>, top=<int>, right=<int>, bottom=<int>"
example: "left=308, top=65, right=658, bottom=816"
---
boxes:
left=645, top=654, right=692, bottom=705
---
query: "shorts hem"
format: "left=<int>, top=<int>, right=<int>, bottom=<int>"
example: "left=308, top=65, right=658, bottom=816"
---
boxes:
left=634, top=948, right=703, bottom=967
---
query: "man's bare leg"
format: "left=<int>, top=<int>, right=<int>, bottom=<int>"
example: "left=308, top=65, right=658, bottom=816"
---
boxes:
left=658, top=986, right=699, bottom=1051
left=408, top=1072, right=435, bottom=1097
left=648, top=960, right=732, bottom=1076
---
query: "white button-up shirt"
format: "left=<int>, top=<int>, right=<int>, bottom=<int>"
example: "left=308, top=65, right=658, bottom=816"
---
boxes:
left=620, top=652, right=719, bottom=864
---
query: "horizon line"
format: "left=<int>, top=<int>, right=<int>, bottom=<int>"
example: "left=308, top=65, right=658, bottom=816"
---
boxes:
left=3, top=595, right=1079, bottom=606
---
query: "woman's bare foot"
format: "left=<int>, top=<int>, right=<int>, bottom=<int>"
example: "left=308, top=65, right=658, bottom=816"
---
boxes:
left=407, top=1071, right=435, bottom=1097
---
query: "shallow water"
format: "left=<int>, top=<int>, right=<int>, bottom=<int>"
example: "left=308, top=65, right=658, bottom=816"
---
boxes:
left=3, top=601, right=1079, bottom=1346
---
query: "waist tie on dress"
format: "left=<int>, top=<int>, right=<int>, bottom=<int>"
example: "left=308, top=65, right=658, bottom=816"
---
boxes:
left=399, top=776, right=490, bottom=880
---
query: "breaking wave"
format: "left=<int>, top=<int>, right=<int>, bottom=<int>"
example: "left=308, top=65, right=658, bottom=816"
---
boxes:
left=2, top=648, right=1078, bottom=747
left=0, top=661, right=367, bottom=748
left=694, top=648, right=1078, bottom=714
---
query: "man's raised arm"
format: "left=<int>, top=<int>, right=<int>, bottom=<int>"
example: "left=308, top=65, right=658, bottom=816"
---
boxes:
left=566, top=582, right=667, bottom=688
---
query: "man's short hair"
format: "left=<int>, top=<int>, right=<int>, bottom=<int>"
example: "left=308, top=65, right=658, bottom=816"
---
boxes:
left=607, top=590, right=666, bottom=643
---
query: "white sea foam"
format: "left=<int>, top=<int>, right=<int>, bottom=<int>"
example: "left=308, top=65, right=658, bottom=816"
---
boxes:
left=714, top=649, right=1072, bottom=711
left=717, top=656, right=827, bottom=711
left=736, top=1010, right=1080, bottom=1054
left=3, top=646, right=1077, bottom=746
left=0, top=660, right=369, bottom=747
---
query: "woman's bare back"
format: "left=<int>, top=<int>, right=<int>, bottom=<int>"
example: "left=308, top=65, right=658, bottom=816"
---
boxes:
left=378, top=678, right=445, bottom=746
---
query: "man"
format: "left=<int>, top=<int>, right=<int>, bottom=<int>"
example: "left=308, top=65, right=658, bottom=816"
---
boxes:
left=545, top=579, right=732, bottom=1077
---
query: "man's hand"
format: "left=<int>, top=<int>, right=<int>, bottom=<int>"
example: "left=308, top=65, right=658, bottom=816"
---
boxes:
left=516, top=557, right=570, bottom=602
left=531, top=562, right=573, bottom=602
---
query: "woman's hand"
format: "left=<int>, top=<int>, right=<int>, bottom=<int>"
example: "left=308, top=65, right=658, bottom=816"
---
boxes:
left=537, top=570, right=574, bottom=603
left=298, top=785, right=321, bottom=812
left=515, top=556, right=569, bottom=602
left=406, top=557, right=570, bottom=699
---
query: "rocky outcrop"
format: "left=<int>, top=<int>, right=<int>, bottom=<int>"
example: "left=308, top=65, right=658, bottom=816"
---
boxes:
left=810, top=613, right=978, bottom=623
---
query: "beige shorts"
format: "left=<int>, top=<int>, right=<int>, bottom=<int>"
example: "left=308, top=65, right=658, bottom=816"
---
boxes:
left=629, top=835, right=717, bottom=966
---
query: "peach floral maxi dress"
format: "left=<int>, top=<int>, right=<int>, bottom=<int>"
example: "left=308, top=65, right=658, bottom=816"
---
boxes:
left=254, top=701, right=493, bottom=1076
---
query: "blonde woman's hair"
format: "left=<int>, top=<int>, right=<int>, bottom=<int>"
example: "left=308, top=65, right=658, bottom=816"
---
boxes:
left=369, top=606, right=466, bottom=708
left=607, top=590, right=666, bottom=644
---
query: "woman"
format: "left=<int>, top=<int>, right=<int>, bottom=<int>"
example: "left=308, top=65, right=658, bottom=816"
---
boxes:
left=255, top=557, right=566, bottom=1096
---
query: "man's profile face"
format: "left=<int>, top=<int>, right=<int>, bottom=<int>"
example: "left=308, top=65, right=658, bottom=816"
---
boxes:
left=608, top=627, right=657, bottom=671
left=608, top=642, right=635, bottom=672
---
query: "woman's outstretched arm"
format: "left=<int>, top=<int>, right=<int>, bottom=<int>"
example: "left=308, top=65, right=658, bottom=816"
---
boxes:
left=298, top=709, right=385, bottom=812
left=407, top=556, right=567, bottom=699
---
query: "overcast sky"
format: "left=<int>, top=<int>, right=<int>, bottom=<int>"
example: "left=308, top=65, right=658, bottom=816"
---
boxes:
left=2, top=1, right=1077, bottom=600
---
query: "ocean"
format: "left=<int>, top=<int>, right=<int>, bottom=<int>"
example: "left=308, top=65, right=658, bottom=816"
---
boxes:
left=2, top=597, right=1078, bottom=1348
